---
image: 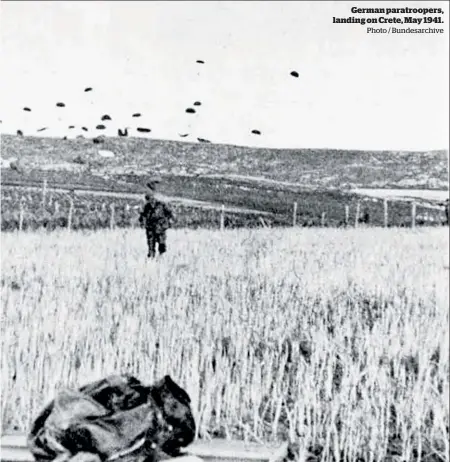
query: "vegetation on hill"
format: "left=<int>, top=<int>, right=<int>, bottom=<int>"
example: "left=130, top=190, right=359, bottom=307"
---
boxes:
left=1, top=134, right=448, bottom=190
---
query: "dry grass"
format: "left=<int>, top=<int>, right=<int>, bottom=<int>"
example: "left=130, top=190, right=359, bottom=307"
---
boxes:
left=1, top=227, right=449, bottom=461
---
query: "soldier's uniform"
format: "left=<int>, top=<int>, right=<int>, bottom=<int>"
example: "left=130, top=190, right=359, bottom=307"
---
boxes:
left=139, top=194, right=175, bottom=258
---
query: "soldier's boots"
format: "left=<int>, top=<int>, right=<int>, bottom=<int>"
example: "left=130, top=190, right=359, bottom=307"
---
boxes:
left=148, top=247, right=166, bottom=258
left=147, top=242, right=156, bottom=258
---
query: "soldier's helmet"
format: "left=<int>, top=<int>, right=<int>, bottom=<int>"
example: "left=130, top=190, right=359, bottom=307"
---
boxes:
left=147, top=178, right=161, bottom=191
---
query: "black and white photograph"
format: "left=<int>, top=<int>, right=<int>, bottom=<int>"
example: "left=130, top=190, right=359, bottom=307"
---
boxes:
left=1, top=1, right=449, bottom=461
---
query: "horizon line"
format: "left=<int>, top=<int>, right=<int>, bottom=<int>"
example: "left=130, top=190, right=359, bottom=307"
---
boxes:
left=1, top=133, right=448, bottom=155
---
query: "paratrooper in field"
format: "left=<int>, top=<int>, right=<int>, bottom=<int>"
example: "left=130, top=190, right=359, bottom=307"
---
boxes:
left=139, top=180, right=175, bottom=258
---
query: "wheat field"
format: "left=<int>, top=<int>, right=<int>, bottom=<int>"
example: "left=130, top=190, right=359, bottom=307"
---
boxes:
left=1, top=226, right=449, bottom=461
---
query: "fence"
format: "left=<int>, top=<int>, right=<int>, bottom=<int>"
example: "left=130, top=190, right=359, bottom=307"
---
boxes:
left=3, top=181, right=448, bottom=232
left=290, top=198, right=446, bottom=229
left=9, top=198, right=447, bottom=232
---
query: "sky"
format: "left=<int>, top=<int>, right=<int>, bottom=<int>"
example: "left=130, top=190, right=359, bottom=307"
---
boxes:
left=1, top=1, right=449, bottom=150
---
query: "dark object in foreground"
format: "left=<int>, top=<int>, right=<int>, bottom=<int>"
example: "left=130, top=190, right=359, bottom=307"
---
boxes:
left=3, top=433, right=288, bottom=462
left=28, top=374, right=196, bottom=462
left=290, top=71, right=299, bottom=78
left=137, top=127, right=151, bottom=133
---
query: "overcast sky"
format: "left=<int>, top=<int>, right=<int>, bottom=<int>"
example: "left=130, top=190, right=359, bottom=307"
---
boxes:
left=1, top=1, right=448, bottom=150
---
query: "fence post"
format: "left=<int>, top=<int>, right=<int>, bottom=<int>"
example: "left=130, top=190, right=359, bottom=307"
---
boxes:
left=383, top=199, right=388, bottom=228
left=110, top=203, right=115, bottom=229
left=220, top=204, right=225, bottom=231
left=355, top=201, right=361, bottom=228
left=54, top=201, right=59, bottom=214
left=344, top=205, right=349, bottom=227
left=42, top=179, right=47, bottom=208
left=19, top=203, right=24, bottom=231
left=321, top=212, right=326, bottom=227
left=411, top=201, right=416, bottom=229
left=68, top=200, right=74, bottom=231
left=293, top=202, right=298, bottom=227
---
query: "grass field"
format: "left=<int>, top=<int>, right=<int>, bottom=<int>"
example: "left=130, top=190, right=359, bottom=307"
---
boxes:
left=1, top=226, right=449, bottom=461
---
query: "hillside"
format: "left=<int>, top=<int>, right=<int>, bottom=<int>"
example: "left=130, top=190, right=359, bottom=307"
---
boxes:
left=1, top=135, right=448, bottom=231
left=1, top=135, right=448, bottom=190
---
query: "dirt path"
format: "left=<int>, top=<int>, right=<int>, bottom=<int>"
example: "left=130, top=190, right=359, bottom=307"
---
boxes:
left=351, top=188, right=448, bottom=210
left=1, top=184, right=273, bottom=216
left=352, top=188, right=449, bottom=202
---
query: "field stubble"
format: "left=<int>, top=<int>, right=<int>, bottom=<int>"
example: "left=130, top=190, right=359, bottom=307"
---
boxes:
left=1, top=227, right=449, bottom=461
